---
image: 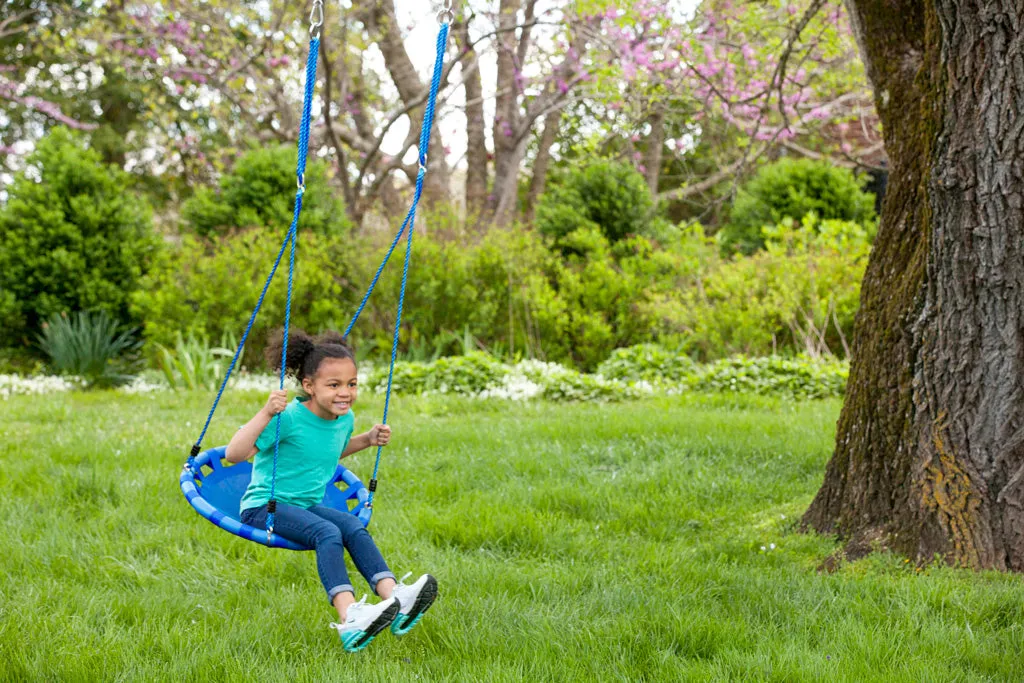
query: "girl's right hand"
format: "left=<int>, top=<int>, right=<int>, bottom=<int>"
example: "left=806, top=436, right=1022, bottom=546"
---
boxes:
left=262, top=389, right=288, bottom=417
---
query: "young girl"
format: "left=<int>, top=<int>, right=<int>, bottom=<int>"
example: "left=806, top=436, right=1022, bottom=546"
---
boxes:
left=225, top=329, right=437, bottom=653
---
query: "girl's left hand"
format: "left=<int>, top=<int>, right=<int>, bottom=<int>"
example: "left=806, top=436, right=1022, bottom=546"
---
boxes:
left=368, top=424, right=391, bottom=447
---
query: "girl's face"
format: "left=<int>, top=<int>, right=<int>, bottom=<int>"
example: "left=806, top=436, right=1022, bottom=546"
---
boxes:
left=302, top=357, right=358, bottom=419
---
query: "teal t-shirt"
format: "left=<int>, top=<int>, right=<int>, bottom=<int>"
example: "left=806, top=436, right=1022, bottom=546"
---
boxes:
left=239, top=397, right=355, bottom=513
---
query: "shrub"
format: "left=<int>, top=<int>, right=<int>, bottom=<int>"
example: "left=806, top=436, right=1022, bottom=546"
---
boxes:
left=182, top=145, right=351, bottom=237
left=153, top=331, right=238, bottom=390
left=366, top=355, right=641, bottom=402
left=366, top=351, right=508, bottom=396
left=597, top=343, right=695, bottom=383
left=721, top=158, right=876, bottom=254
left=0, top=128, right=155, bottom=347
left=537, top=159, right=654, bottom=244
left=36, top=311, right=141, bottom=388
left=667, top=216, right=870, bottom=360
left=516, top=360, right=642, bottom=402
left=688, top=355, right=848, bottom=399
left=130, top=230, right=351, bottom=365
left=538, top=227, right=709, bottom=369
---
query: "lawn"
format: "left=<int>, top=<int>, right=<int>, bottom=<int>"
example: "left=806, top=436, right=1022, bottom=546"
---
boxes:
left=1, top=390, right=1022, bottom=681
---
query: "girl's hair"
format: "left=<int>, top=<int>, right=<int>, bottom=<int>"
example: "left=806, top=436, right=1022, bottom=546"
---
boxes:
left=264, top=328, right=355, bottom=384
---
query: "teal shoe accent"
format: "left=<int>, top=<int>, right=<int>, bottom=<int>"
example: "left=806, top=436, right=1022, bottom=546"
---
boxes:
left=390, top=611, right=426, bottom=636
left=338, top=628, right=374, bottom=653
left=389, top=574, right=437, bottom=637
left=332, top=596, right=400, bottom=652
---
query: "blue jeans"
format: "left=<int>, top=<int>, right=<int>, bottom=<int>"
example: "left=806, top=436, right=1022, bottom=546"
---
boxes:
left=241, top=503, right=395, bottom=603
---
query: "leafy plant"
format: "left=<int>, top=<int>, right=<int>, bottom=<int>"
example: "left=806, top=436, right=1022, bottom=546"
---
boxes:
left=36, top=311, right=141, bottom=388
left=688, top=355, right=848, bottom=399
left=0, top=128, right=155, bottom=348
left=537, top=159, right=654, bottom=245
left=597, top=344, right=695, bottom=384
left=366, top=352, right=508, bottom=396
left=517, top=360, right=641, bottom=402
left=153, top=331, right=238, bottom=390
left=181, top=145, right=351, bottom=237
left=721, top=158, right=877, bottom=254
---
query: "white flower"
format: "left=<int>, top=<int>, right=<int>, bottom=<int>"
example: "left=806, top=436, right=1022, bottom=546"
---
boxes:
left=0, top=374, right=80, bottom=399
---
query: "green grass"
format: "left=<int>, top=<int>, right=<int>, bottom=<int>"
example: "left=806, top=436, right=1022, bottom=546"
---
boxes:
left=2, top=391, right=1022, bottom=681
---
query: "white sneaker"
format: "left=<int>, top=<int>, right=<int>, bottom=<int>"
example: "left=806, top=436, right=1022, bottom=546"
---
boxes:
left=390, top=573, right=438, bottom=636
left=330, top=595, right=399, bottom=652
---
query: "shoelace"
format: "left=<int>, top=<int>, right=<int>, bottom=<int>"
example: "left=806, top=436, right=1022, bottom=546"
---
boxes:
left=329, top=595, right=370, bottom=630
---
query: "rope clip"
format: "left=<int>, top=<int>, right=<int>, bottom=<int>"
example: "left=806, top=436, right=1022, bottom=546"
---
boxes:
left=437, top=0, right=454, bottom=24
left=309, top=0, right=324, bottom=38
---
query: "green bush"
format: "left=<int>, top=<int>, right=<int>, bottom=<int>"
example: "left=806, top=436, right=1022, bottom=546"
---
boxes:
left=689, top=355, right=848, bottom=399
left=597, top=343, right=695, bottom=383
left=517, top=360, right=641, bottom=402
left=666, top=216, right=870, bottom=360
left=538, top=227, right=710, bottom=369
left=537, top=159, right=654, bottom=244
left=36, top=311, right=141, bottom=388
left=130, top=230, right=350, bottom=365
left=721, top=158, right=876, bottom=254
left=365, top=355, right=640, bottom=402
left=366, top=352, right=508, bottom=396
left=153, top=331, right=238, bottom=391
left=182, top=145, right=351, bottom=237
left=0, top=128, right=155, bottom=347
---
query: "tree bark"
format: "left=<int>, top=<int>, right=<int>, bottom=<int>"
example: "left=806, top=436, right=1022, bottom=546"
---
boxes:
left=453, top=2, right=488, bottom=220
left=643, top=106, right=666, bottom=197
left=357, top=0, right=451, bottom=205
left=523, top=108, right=560, bottom=225
left=803, top=0, right=1024, bottom=570
left=489, top=0, right=522, bottom=226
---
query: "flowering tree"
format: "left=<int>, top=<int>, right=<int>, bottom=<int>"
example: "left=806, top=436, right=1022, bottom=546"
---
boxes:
left=545, top=0, right=880, bottom=222
left=0, top=1, right=96, bottom=166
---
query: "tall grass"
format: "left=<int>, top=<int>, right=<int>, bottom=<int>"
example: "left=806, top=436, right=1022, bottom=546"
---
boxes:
left=1, top=391, right=1021, bottom=681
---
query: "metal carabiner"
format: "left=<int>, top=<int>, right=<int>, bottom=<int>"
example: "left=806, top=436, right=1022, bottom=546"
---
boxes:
left=437, top=0, right=454, bottom=25
left=309, top=0, right=325, bottom=38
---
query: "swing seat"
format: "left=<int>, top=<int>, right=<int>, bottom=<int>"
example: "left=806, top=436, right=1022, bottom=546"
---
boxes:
left=179, top=446, right=372, bottom=550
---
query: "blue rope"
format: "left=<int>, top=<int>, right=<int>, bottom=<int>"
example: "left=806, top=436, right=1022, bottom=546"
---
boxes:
left=191, top=37, right=321, bottom=468
left=365, top=21, right=450, bottom=509
left=344, top=24, right=450, bottom=338
left=267, top=37, right=319, bottom=535
left=190, top=15, right=451, bottom=522
left=190, top=225, right=300, bottom=462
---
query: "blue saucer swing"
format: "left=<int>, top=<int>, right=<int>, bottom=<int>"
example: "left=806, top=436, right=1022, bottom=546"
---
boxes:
left=179, top=0, right=453, bottom=551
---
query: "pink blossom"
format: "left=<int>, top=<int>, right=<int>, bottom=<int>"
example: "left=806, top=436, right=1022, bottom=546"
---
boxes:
left=806, top=107, right=830, bottom=121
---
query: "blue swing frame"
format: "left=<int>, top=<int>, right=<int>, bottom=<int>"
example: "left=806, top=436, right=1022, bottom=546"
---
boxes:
left=180, top=447, right=372, bottom=550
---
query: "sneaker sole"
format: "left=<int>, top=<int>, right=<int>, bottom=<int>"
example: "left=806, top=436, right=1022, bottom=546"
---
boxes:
left=392, top=575, right=438, bottom=636
left=341, top=600, right=401, bottom=653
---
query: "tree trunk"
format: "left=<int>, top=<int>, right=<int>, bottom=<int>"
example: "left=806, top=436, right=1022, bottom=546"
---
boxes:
left=803, top=0, right=1024, bottom=570
left=489, top=0, right=522, bottom=226
left=643, top=107, right=665, bottom=197
left=453, top=3, right=488, bottom=220
left=523, top=109, right=560, bottom=225
left=358, top=0, right=450, bottom=204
